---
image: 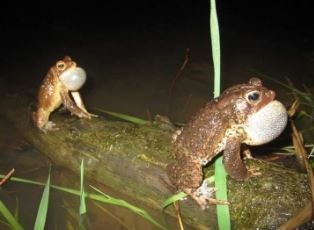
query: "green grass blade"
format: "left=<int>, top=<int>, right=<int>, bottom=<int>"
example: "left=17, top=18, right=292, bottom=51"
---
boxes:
left=34, top=168, right=51, bottom=230
left=214, top=157, right=230, bottom=230
left=80, top=160, right=86, bottom=216
left=0, top=174, right=166, bottom=230
left=210, top=0, right=221, bottom=97
left=0, top=200, right=23, bottom=230
left=90, top=186, right=167, bottom=230
left=94, top=108, right=148, bottom=125
left=209, top=0, right=231, bottom=228
left=162, top=192, right=187, bottom=210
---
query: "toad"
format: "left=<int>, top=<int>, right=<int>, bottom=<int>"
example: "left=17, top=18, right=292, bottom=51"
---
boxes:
left=32, top=56, right=96, bottom=132
left=166, top=78, right=288, bottom=209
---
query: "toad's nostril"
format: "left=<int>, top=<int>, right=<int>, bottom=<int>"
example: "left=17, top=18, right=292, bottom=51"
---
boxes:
left=267, top=90, right=276, bottom=99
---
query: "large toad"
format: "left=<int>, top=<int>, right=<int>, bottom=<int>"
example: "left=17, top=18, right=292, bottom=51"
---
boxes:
left=32, top=56, right=96, bottom=132
left=167, top=78, right=288, bottom=209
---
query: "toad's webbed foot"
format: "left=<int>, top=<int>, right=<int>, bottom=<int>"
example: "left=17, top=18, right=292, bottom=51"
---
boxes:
left=243, top=148, right=253, bottom=159
left=40, top=121, right=59, bottom=133
left=69, top=109, right=93, bottom=119
left=189, top=180, right=229, bottom=210
left=247, top=166, right=261, bottom=178
left=167, top=157, right=228, bottom=210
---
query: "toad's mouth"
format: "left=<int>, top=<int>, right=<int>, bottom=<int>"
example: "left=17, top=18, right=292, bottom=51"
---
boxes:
left=243, top=100, right=288, bottom=146
left=60, top=67, right=87, bottom=91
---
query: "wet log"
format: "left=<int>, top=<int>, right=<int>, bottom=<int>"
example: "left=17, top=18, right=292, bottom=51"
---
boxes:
left=0, top=92, right=311, bottom=229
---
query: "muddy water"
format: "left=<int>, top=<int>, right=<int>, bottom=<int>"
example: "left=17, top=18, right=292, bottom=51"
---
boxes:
left=1, top=2, right=314, bottom=229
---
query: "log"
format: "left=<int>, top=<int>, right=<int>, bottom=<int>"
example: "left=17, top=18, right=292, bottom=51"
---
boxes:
left=0, top=92, right=311, bottom=229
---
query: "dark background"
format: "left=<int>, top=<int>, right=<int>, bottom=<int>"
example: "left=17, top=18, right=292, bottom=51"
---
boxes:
left=1, top=0, right=313, bottom=120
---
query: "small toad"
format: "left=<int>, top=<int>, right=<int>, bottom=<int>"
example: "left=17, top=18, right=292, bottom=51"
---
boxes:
left=32, top=56, right=96, bottom=132
left=166, top=78, right=288, bottom=209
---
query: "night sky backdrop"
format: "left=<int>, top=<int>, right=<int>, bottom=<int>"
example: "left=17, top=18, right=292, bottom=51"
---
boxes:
left=1, top=0, right=313, bottom=118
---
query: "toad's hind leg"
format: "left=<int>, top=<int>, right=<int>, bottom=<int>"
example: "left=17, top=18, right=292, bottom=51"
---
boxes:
left=166, top=156, right=224, bottom=209
left=166, top=156, right=203, bottom=193
left=32, top=110, right=47, bottom=129
left=32, top=109, right=59, bottom=132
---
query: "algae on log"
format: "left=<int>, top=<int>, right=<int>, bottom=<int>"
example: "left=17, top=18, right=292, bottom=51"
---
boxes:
left=0, top=93, right=311, bottom=229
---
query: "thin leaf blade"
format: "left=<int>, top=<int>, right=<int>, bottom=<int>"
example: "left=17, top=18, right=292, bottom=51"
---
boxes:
left=0, top=200, right=23, bottom=230
left=80, top=159, right=86, bottom=215
left=94, top=108, right=148, bottom=125
left=209, top=0, right=231, bottom=228
left=162, top=192, right=187, bottom=210
left=34, top=168, right=51, bottom=230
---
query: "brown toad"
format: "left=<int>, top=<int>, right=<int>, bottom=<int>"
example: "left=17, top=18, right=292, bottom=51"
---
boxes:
left=166, top=78, right=288, bottom=209
left=32, top=56, right=96, bottom=132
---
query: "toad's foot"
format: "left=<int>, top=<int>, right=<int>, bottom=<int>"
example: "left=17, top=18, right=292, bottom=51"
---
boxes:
left=40, top=121, right=59, bottom=133
left=79, top=105, right=98, bottom=118
left=248, top=167, right=261, bottom=177
left=87, top=112, right=98, bottom=118
left=172, top=128, right=183, bottom=142
left=71, top=110, right=95, bottom=119
left=189, top=180, right=229, bottom=210
left=243, top=148, right=253, bottom=159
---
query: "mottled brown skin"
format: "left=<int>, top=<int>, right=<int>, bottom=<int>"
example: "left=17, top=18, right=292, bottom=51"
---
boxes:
left=167, top=78, right=283, bottom=209
left=32, top=56, right=94, bottom=132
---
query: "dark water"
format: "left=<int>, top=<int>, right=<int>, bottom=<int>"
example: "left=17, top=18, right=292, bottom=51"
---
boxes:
left=0, top=1, right=314, bottom=229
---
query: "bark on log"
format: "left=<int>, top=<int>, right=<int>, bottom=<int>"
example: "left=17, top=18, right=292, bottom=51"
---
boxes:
left=0, top=92, right=311, bottom=229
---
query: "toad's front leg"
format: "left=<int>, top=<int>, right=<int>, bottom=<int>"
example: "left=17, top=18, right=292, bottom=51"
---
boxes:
left=60, top=88, right=92, bottom=119
left=71, top=91, right=98, bottom=117
left=223, top=136, right=261, bottom=180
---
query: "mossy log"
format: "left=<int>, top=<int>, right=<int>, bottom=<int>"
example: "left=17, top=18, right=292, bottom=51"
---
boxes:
left=0, top=93, right=311, bottom=229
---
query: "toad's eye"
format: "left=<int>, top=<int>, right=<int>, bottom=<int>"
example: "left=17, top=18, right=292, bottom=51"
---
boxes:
left=247, top=91, right=260, bottom=102
left=56, top=61, right=66, bottom=71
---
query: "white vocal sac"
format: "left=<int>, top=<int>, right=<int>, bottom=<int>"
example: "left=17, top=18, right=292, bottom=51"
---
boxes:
left=60, top=67, right=87, bottom=91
